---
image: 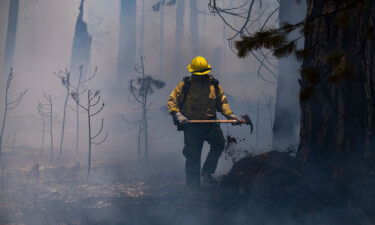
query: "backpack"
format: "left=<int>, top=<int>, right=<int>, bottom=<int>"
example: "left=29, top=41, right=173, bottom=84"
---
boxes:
left=178, top=75, right=220, bottom=109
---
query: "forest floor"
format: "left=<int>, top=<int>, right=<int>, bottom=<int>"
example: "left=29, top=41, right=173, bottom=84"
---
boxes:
left=1, top=147, right=375, bottom=225
left=0, top=148, right=243, bottom=225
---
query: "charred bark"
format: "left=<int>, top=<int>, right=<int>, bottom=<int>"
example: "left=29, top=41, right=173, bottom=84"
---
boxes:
left=174, top=0, right=185, bottom=68
left=297, top=0, right=375, bottom=163
left=2, top=0, right=19, bottom=77
left=117, top=0, right=137, bottom=80
left=189, top=0, right=199, bottom=55
left=70, top=0, right=92, bottom=79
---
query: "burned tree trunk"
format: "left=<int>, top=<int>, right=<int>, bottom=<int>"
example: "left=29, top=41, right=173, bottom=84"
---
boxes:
left=0, top=69, right=26, bottom=187
left=70, top=0, right=92, bottom=79
left=174, top=0, right=185, bottom=68
left=39, top=93, right=56, bottom=159
left=38, top=101, right=48, bottom=154
left=159, top=0, right=165, bottom=76
left=189, top=0, right=199, bottom=55
left=118, top=0, right=137, bottom=80
left=297, top=0, right=375, bottom=162
left=55, top=68, right=71, bottom=159
left=2, top=0, right=19, bottom=76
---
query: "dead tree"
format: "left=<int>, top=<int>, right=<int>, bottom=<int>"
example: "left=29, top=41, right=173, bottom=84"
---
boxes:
left=39, top=93, right=56, bottom=159
left=71, top=65, right=97, bottom=154
left=71, top=89, right=108, bottom=177
left=37, top=100, right=50, bottom=155
left=54, top=68, right=71, bottom=159
left=129, top=57, right=165, bottom=162
left=0, top=68, right=27, bottom=187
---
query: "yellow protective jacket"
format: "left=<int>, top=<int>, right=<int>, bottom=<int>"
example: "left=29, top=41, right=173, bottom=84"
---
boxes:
left=167, top=75, right=233, bottom=120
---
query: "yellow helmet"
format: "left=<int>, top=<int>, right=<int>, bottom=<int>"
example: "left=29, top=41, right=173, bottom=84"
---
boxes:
left=187, top=56, right=212, bottom=75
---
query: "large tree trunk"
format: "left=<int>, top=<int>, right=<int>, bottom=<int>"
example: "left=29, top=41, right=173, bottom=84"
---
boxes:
left=140, top=0, right=145, bottom=56
left=70, top=0, right=92, bottom=79
left=189, top=0, right=199, bottom=55
left=117, top=0, right=137, bottom=80
left=59, top=89, right=70, bottom=159
left=2, top=0, right=19, bottom=76
left=297, top=0, right=375, bottom=163
left=159, top=1, right=165, bottom=76
left=272, top=0, right=306, bottom=149
left=174, top=0, right=185, bottom=69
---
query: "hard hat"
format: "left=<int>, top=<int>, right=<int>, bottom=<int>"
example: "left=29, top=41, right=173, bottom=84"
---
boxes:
left=187, top=56, right=212, bottom=75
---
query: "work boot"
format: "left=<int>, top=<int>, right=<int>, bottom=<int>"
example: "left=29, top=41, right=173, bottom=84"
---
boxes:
left=201, top=172, right=217, bottom=184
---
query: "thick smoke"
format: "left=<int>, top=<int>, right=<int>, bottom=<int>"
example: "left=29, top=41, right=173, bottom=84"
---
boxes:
left=0, top=0, right=282, bottom=224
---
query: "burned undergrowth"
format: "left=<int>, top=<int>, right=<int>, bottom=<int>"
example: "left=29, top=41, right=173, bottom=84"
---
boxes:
left=218, top=149, right=375, bottom=225
left=2, top=142, right=375, bottom=225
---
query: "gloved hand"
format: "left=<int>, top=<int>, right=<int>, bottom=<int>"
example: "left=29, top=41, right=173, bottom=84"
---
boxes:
left=226, top=114, right=244, bottom=125
left=174, top=112, right=189, bottom=125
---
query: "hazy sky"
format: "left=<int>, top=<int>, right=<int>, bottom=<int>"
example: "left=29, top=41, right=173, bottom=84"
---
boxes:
left=0, top=0, right=279, bottom=162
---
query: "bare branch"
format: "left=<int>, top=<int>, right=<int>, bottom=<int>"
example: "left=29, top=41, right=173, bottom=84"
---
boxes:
left=121, top=114, right=140, bottom=125
left=89, top=90, right=100, bottom=101
left=90, top=103, right=105, bottom=117
left=7, top=89, right=27, bottom=106
left=250, top=51, right=277, bottom=83
left=129, top=80, right=144, bottom=104
left=7, top=89, right=27, bottom=110
left=91, top=118, right=104, bottom=140
left=71, top=93, right=88, bottom=111
left=92, top=132, right=108, bottom=145
left=90, top=95, right=101, bottom=107
left=6, top=68, right=14, bottom=90
left=260, top=7, right=279, bottom=31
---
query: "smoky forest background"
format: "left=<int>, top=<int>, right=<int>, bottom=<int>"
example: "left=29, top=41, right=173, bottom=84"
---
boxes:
left=0, top=0, right=374, bottom=224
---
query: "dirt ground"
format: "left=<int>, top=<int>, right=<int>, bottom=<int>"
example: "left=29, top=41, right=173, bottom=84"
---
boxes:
left=0, top=148, right=242, bottom=225
left=3, top=148, right=373, bottom=225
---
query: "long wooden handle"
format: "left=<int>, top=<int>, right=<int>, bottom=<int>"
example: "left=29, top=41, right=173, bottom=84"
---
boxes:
left=188, top=120, right=237, bottom=123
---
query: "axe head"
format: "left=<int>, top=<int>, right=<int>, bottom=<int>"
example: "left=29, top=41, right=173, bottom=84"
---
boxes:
left=241, top=114, right=254, bottom=134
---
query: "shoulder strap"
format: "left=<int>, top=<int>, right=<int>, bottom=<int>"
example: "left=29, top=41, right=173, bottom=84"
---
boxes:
left=209, top=75, right=222, bottom=110
left=179, top=76, right=191, bottom=108
left=209, top=75, right=220, bottom=99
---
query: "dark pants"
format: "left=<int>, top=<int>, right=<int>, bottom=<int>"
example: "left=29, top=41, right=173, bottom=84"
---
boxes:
left=182, top=123, right=225, bottom=187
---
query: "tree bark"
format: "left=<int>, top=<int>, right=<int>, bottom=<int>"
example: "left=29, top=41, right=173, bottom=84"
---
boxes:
left=297, top=0, right=375, bottom=163
left=70, top=0, right=92, bottom=79
left=117, top=0, right=137, bottom=80
left=159, top=1, right=165, bottom=76
left=50, top=102, right=54, bottom=159
left=87, top=98, right=91, bottom=177
left=2, top=0, right=19, bottom=77
left=41, top=116, right=45, bottom=154
left=140, top=0, right=145, bottom=56
left=59, top=88, right=70, bottom=159
left=174, top=0, right=185, bottom=68
left=189, top=0, right=199, bottom=55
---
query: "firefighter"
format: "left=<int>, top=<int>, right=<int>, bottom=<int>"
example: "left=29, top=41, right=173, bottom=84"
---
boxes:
left=167, top=56, right=243, bottom=187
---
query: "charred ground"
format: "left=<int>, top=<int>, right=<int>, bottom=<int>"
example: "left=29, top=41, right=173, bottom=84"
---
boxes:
left=1, top=144, right=375, bottom=225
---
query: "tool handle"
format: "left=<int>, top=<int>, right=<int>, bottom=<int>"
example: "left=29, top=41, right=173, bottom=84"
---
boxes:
left=188, top=120, right=237, bottom=123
